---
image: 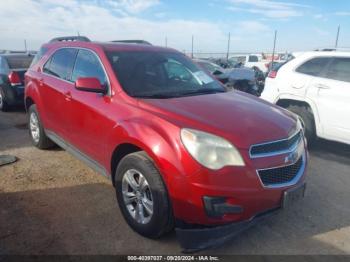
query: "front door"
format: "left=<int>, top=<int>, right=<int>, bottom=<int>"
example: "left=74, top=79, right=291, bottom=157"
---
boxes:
left=65, top=49, right=113, bottom=166
left=309, top=57, right=350, bottom=143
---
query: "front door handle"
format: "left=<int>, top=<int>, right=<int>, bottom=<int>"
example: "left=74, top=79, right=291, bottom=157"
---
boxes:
left=64, top=91, right=72, bottom=102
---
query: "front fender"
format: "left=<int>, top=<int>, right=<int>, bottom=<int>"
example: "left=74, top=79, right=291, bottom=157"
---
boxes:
left=276, top=93, right=322, bottom=136
left=105, top=117, right=202, bottom=218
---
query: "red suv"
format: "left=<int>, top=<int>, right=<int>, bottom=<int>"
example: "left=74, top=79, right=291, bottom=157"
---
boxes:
left=25, top=36, right=307, bottom=250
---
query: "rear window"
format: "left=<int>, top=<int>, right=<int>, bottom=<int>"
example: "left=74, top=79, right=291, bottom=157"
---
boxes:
left=6, top=56, right=33, bottom=69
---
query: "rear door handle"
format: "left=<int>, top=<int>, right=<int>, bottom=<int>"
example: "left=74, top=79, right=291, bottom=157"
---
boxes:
left=38, top=78, right=44, bottom=87
left=316, top=83, right=330, bottom=89
left=64, top=91, right=72, bottom=102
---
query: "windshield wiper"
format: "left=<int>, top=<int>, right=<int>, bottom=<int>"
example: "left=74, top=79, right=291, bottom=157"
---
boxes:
left=135, top=94, right=178, bottom=99
left=179, top=88, right=226, bottom=96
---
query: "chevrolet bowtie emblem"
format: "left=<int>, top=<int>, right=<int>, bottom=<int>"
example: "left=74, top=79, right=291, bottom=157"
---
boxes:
left=285, top=150, right=298, bottom=164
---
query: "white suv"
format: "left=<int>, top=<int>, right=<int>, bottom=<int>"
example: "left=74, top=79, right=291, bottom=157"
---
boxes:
left=261, top=51, right=350, bottom=145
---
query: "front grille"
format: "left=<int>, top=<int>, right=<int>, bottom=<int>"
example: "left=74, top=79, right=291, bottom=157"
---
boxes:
left=257, top=157, right=303, bottom=187
left=250, top=131, right=302, bottom=157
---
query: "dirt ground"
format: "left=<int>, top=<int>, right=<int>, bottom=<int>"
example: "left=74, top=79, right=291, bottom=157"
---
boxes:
left=0, top=109, right=350, bottom=255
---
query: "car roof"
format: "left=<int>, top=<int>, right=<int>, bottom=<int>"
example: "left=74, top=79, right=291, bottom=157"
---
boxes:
left=43, top=40, right=178, bottom=53
left=295, top=51, right=350, bottom=59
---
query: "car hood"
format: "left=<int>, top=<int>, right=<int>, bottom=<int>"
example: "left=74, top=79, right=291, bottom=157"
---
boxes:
left=138, top=91, right=298, bottom=149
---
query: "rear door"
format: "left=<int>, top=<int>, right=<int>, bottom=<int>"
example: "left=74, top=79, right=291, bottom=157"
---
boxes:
left=294, top=57, right=332, bottom=100
left=309, top=57, right=350, bottom=143
left=40, top=48, right=77, bottom=138
left=65, top=48, right=112, bottom=165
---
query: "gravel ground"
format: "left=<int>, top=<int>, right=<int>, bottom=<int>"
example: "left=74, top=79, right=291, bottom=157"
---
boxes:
left=0, top=109, right=350, bottom=255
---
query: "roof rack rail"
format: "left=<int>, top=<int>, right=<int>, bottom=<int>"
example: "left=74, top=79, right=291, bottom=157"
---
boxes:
left=49, top=36, right=91, bottom=43
left=111, top=40, right=152, bottom=45
left=314, top=47, right=350, bottom=52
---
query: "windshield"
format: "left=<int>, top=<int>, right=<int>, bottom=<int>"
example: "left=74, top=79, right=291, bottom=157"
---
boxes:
left=106, top=51, right=225, bottom=98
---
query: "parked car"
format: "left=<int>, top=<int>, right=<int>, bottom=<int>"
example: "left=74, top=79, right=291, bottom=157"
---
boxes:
left=25, top=36, right=307, bottom=250
left=261, top=51, right=350, bottom=145
left=228, top=54, right=267, bottom=73
left=0, top=53, right=34, bottom=111
left=195, top=59, right=260, bottom=96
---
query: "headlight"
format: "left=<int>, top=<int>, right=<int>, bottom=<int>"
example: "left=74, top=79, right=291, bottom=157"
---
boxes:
left=296, top=117, right=305, bottom=133
left=180, top=128, right=245, bottom=170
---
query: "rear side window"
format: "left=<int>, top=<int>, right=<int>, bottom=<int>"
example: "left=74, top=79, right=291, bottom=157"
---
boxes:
left=325, top=58, right=350, bottom=83
left=296, top=57, right=331, bottom=76
left=248, top=55, right=259, bottom=62
left=43, top=48, right=77, bottom=80
left=71, top=49, right=107, bottom=85
left=6, top=56, right=33, bottom=69
left=30, top=47, right=48, bottom=67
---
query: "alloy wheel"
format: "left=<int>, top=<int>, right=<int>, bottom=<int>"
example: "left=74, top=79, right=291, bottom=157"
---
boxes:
left=122, top=169, right=154, bottom=224
left=29, top=112, right=40, bottom=143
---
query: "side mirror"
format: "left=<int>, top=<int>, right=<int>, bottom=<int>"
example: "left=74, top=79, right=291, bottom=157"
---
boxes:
left=75, top=77, right=106, bottom=93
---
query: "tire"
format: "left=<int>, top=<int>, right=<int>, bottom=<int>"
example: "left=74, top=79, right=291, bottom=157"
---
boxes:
left=0, top=87, right=10, bottom=112
left=286, top=104, right=316, bottom=145
left=28, top=104, right=55, bottom=149
left=115, top=151, right=174, bottom=238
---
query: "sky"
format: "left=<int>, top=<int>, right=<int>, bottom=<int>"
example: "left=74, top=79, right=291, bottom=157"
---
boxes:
left=0, top=0, right=349, bottom=53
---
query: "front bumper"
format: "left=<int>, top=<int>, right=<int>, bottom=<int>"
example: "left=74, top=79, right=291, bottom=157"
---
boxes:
left=176, top=181, right=306, bottom=252
left=176, top=206, right=280, bottom=253
left=170, top=153, right=307, bottom=226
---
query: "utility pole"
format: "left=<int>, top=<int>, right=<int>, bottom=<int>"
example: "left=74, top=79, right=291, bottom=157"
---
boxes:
left=270, top=30, right=277, bottom=71
left=165, top=36, right=167, bottom=47
left=77, top=31, right=80, bottom=36
left=24, top=39, right=27, bottom=52
left=226, top=32, right=231, bottom=61
left=191, top=35, right=194, bottom=58
left=335, top=25, right=340, bottom=49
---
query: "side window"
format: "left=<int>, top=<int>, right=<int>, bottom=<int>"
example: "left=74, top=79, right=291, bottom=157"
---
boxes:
left=296, top=57, right=331, bottom=76
left=43, top=48, right=77, bottom=80
left=71, top=49, right=107, bottom=85
left=248, top=55, right=259, bottom=62
left=325, top=58, right=350, bottom=83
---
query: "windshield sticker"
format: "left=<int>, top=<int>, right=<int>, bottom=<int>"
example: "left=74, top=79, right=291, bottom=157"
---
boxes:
left=193, top=71, right=214, bottom=85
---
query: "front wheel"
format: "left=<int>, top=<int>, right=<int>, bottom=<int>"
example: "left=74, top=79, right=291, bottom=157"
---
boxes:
left=115, top=151, right=174, bottom=238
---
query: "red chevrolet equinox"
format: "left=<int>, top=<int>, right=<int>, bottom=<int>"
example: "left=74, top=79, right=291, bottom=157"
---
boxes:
left=25, top=36, right=307, bottom=250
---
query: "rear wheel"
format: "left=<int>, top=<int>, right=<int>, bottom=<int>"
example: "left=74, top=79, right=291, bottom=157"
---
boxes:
left=286, top=104, right=316, bottom=145
left=0, top=87, right=10, bottom=112
left=28, top=104, right=55, bottom=149
left=115, top=151, right=174, bottom=238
